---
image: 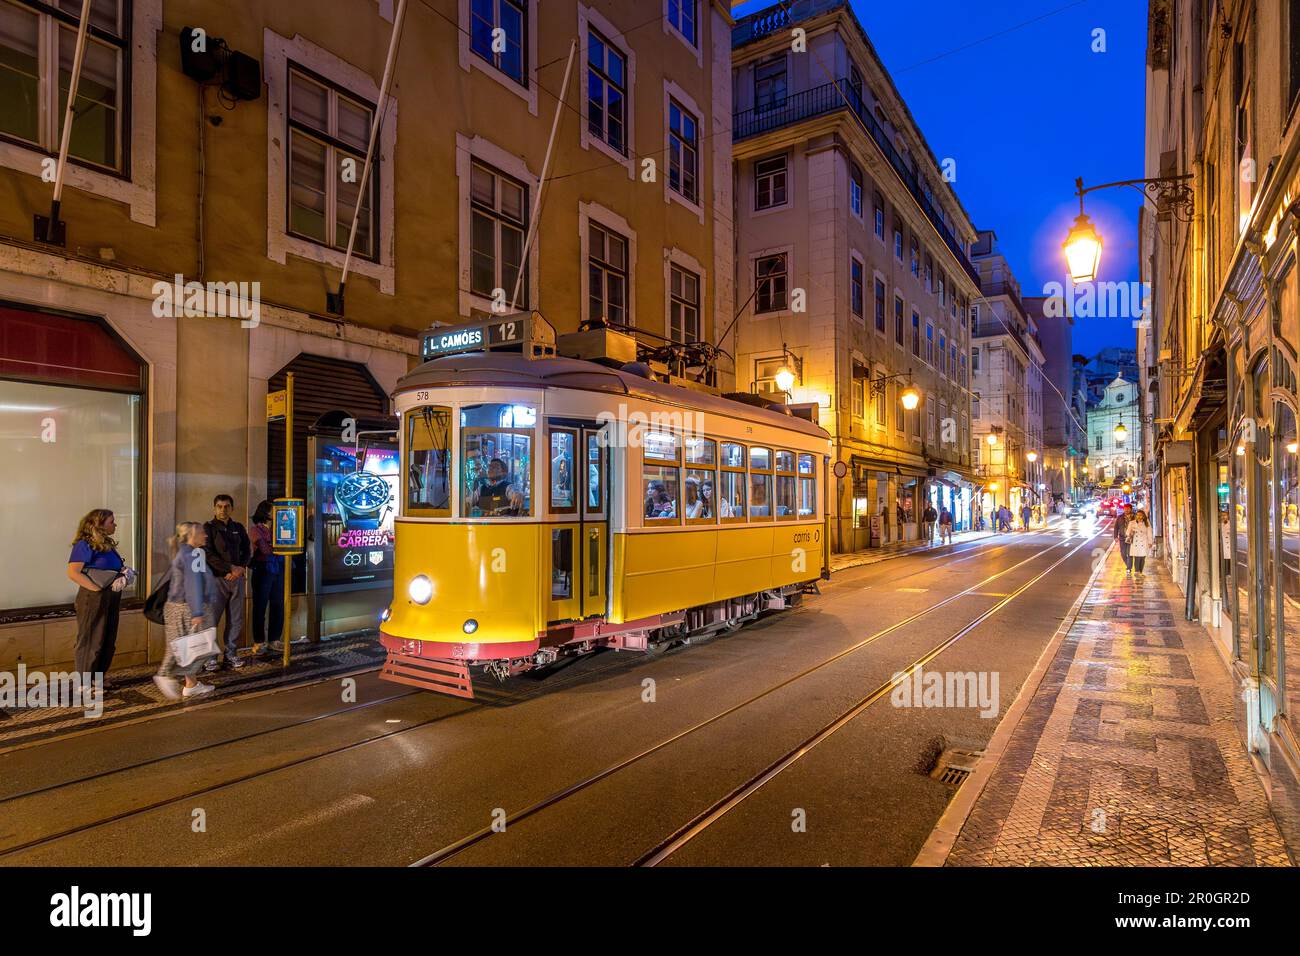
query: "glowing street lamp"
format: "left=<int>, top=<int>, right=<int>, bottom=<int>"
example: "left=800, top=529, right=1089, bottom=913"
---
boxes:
left=900, top=382, right=921, bottom=411
left=986, top=432, right=999, bottom=446
left=1026, top=450, right=1039, bottom=463
left=1063, top=213, right=1103, bottom=283
left=774, top=364, right=796, bottom=393
left=1113, top=422, right=1128, bottom=443
left=1288, top=440, right=1299, bottom=455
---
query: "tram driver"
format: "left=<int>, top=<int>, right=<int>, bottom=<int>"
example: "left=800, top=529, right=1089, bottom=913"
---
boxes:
left=472, top=457, right=525, bottom=515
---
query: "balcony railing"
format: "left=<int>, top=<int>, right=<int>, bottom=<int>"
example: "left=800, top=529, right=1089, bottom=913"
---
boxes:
left=733, top=78, right=979, bottom=284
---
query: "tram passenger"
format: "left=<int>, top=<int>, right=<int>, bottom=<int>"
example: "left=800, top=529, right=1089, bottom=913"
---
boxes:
left=684, top=476, right=711, bottom=519
left=645, top=480, right=676, bottom=519
left=472, top=457, right=525, bottom=515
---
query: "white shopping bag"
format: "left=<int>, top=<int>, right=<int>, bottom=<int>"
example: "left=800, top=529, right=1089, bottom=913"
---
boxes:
left=172, top=626, right=219, bottom=668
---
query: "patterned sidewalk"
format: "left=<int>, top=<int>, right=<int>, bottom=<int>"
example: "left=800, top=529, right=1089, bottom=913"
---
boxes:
left=933, top=549, right=1292, bottom=867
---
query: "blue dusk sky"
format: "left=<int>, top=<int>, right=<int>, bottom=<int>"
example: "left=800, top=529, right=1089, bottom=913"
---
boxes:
left=733, top=0, right=1148, bottom=357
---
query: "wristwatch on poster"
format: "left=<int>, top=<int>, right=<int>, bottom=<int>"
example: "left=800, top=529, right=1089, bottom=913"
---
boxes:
left=336, top=472, right=391, bottom=529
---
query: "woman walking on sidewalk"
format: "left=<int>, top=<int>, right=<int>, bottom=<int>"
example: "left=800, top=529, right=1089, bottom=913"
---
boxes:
left=66, top=509, right=136, bottom=683
left=153, top=522, right=219, bottom=700
left=248, top=500, right=284, bottom=658
left=1126, top=510, right=1154, bottom=577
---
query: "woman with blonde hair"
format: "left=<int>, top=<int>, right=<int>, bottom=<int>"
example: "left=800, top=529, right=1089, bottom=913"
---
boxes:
left=66, top=508, right=136, bottom=682
left=153, top=521, right=219, bottom=700
left=1126, top=509, right=1155, bottom=577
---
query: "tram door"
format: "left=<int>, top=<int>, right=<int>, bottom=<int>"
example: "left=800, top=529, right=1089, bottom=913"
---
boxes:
left=545, top=424, right=608, bottom=623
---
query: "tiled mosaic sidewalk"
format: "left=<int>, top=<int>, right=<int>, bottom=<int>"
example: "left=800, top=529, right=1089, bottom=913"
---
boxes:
left=0, top=635, right=386, bottom=750
left=943, top=553, right=1292, bottom=867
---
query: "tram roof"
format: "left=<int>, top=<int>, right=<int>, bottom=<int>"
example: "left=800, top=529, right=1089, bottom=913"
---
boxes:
left=395, top=353, right=830, bottom=440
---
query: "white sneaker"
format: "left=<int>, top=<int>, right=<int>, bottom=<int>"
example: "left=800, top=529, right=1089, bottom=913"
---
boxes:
left=183, top=682, right=215, bottom=699
left=153, top=675, right=182, bottom=700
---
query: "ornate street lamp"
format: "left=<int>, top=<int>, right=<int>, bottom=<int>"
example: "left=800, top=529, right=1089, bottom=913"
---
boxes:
left=1113, top=422, right=1128, bottom=443
left=870, top=368, right=922, bottom=410
left=1063, top=175, right=1193, bottom=283
left=1026, top=450, right=1038, bottom=463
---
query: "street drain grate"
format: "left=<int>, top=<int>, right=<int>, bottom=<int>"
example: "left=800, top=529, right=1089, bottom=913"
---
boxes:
left=929, top=747, right=984, bottom=788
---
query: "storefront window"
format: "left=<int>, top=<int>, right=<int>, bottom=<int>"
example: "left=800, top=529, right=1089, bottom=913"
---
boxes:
left=1, top=308, right=145, bottom=614
left=406, top=406, right=451, bottom=515
left=1233, top=442, right=1250, bottom=661
left=460, top=403, right=533, bottom=517
left=1, top=380, right=141, bottom=610
left=1277, top=404, right=1298, bottom=716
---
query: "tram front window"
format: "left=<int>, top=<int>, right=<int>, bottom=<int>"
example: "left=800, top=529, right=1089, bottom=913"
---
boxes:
left=461, top=403, right=534, bottom=517
left=406, top=406, right=452, bottom=515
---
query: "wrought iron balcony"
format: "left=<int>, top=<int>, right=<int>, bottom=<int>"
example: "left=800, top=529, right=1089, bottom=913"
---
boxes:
left=733, top=78, right=979, bottom=284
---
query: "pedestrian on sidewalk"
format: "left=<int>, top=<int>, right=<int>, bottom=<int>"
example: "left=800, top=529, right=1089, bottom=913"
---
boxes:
left=248, top=500, right=284, bottom=659
left=938, top=508, right=954, bottom=544
left=154, top=522, right=219, bottom=700
left=1126, top=509, right=1154, bottom=577
left=1115, top=503, right=1134, bottom=574
left=1020, top=503, right=1033, bottom=530
left=204, top=494, right=251, bottom=672
left=65, top=508, right=136, bottom=684
left=922, top=503, right=938, bottom=541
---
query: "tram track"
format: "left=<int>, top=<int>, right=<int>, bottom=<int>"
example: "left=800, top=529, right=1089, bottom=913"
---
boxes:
left=0, top=533, right=1084, bottom=863
left=411, top=531, right=1096, bottom=866
left=635, top=527, right=1106, bottom=866
left=0, top=534, right=1026, bottom=806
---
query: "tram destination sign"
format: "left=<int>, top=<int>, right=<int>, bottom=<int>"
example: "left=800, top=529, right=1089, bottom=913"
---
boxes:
left=421, top=315, right=531, bottom=359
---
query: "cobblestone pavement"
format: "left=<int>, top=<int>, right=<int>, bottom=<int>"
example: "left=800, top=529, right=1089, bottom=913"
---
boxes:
left=943, top=550, right=1293, bottom=866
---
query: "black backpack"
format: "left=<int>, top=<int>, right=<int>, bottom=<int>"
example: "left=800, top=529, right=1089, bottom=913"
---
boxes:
left=142, top=567, right=172, bottom=625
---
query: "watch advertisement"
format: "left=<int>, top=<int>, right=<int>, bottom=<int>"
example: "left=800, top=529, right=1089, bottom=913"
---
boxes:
left=315, top=441, right=398, bottom=589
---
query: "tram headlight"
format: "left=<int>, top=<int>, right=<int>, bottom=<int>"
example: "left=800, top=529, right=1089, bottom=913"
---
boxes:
left=379, top=606, right=392, bottom=623
left=463, top=618, right=479, bottom=634
left=408, top=575, right=433, bottom=605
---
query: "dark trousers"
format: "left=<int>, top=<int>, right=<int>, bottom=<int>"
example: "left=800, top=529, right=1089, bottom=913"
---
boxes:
left=251, top=562, right=284, bottom=645
left=74, top=586, right=121, bottom=677
left=213, top=574, right=246, bottom=661
left=1132, top=555, right=1147, bottom=573
left=1119, top=541, right=1132, bottom=570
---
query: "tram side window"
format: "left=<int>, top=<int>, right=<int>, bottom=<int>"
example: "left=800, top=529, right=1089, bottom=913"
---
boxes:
left=550, top=429, right=576, bottom=513
left=406, top=406, right=452, bottom=515
left=720, top=442, right=746, bottom=520
left=461, top=403, right=534, bottom=517
left=685, top=437, right=716, bottom=521
left=644, top=465, right=679, bottom=521
left=775, top=450, right=796, bottom=518
left=587, top=433, right=602, bottom=510
left=797, top=453, right=816, bottom=516
left=750, top=446, right=773, bottom=519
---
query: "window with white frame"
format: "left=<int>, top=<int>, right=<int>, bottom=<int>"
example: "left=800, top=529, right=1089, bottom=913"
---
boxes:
left=754, top=154, right=786, bottom=209
left=755, top=253, right=787, bottom=313
left=586, top=26, right=626, bottom=155
left=893, top=223, right=903, bottom=260
left=666, top=0, right=697, bottom=47
left=588, top=221, right=628, bottom=325
left=971, top=345, right=980, bottom=372
left=470, top=0, right=527, bottom=85
left=875, top=373, right=887, bottom=426
left=668, top=97, right=699, bottom=204
left=938, top=400, right=947, bottom=445
left=288, top=66, right=377, bottom=257
left=874, top=277, right=886, bottom=334
left=849, top=161, right=863, bottom=217
left=669, top=262, right=699, bottom=343
left=894, top=295, right=904, bottom=346
left=925, top=322, right=934, bottom=365
left=0, top=0, right=128, bottom=172
left=939, top=331, right=947, bottom=376
left=852, top=376, right=864, bottom=420
left=470, top=160, right=527, bottom=304
left=873, top=191, right=885, bottom=240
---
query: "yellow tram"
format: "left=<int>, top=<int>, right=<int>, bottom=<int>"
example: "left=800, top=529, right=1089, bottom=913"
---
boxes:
left=378, top=314, right=831, bottom=697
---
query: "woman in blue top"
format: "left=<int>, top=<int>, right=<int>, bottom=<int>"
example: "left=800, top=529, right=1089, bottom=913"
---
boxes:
left=65, top=509, right=135, bottom=682
left=152, top=522, right=220, bottom=700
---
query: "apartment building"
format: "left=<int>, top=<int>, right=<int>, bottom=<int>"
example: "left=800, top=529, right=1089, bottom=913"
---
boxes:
left=1027, top=294, right=1087, bottom=503
left=0, top=0, right=735, bottom=670
left=729, top=0, right=979, bottom=552
left=969, top=230, right=1045, bottom=524
left=1142, top=0, right=1300, bottom=846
